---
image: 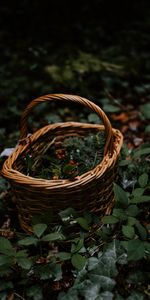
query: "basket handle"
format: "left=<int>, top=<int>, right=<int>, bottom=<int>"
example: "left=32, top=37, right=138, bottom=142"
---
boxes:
left=20, top=94, right=114, bottom=156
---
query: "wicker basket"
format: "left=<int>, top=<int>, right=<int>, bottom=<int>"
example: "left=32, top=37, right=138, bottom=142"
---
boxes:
left=2, top=94, right=123, bottom=233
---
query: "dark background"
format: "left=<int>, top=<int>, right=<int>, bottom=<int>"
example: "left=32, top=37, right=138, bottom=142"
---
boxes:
left=0, top=0, right=150, bottom=143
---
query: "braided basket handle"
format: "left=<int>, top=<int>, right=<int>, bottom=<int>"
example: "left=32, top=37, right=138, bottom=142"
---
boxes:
left=20, top=94, right=114, bottom=156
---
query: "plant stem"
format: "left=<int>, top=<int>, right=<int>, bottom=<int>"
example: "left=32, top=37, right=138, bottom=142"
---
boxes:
left=14, top=292, right=27, bottom=300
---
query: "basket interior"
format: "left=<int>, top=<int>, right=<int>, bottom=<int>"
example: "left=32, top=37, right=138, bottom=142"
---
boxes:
left=13, top=124, right=106, bottom=178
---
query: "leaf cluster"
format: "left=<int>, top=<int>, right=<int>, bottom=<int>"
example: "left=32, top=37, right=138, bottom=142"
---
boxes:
left=23, top=133, right=105, bottom=180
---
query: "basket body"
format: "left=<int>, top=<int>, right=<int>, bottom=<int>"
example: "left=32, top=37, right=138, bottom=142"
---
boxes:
left=2, top=94, right=123, bottom=233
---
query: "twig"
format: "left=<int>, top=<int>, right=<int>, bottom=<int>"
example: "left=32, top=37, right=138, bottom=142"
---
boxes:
left=14, top=293, right=27, bottom=300
left=104, top=89, right=125, bottom=110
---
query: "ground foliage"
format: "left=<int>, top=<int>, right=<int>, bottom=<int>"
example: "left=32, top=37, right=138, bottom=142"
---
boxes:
left=0, top=1, right=150, bottom=299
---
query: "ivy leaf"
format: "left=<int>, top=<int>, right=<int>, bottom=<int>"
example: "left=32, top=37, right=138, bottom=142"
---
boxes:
left=122, top=225, right=135, bottom=239
left=102, top=215, right=119, bottom=224
left=133, top=147, right=150, bottom=158
left=71, top=238, right=84, bottom=253
left=15, top=250, right=28, bottom=258
left=103, top=104, right=120, bottom=113
left=18, top=237, right=38, bottom=246
left=57, top=290, right=78, bottom=300
left=126, top=205, right=139, bottom=217
left=76, top=217, right=89, bottom=230
left=0, top=280, right=13, bottom=292
left=0, top=255, right=14, bottom=266
left=112, top=208, right=128, bottom=220
left=42, top=232, right=65, bottom=241
left=138, top=173, right=148, bottom=188
left=126, top=240, right=145, bottom=261
left=140, top=103, right=150, bottom=119
left=92, top=241, right=118, bottom=278
left=96, top=291, right=114, bottom=300
left=145, top=124, right=150, bottom=132
left=89, top=274, right=116, bottom=291
left=135, top=222, right=147, bottom=240
left=144, top=242, right=150, bottom=259
left=114, top=184, right=128, bottom=207
left=59, top=207, right=77, bottom=221
left=88, top=113, right=100, bottom=123
left=26, top=285, right=43, bottom=300
left=0, top=237, right=15, bottom=256
left=33, top=223, right=47, bottom=238
left=34, top=263, right=62, bottom=280
left=71, top=253, right=86, bottom=270
left=58, top=252, right=71, bottom=261
left=17, top=257, right=33, bottom=270
left=126, top=291, right=144, bottom=300
left=131, top=195, right=150, bottom=203
left=88, top=257, right=99, bottom=271
left=127, top=217, right=137, bottom=226
left=0, top=178, right=8, bottom=193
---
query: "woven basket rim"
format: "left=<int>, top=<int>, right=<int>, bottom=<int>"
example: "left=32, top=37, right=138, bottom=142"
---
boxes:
left=2, top=122, right=123, bottom=189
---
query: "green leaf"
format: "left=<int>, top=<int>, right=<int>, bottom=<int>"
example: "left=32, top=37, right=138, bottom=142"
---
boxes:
left=15, top=250, right=28, bottom=258
left=126, top=291, right=144, bottom=300
left=17, top=257, right=32, bottom=270
left=71, top=238, right=84, bottom=253
left=88, top=257, right=99, bottom=271
left=131, top=195, right=150, bottom=203
left=57, top=290, right=78, bottom=300
left=0, top=291, right=7, bottom=300
left=0, top=280, right=13, bottom=291
left=0, top=255, right=14, bottom=266
left=71, top=253, right=86, bottom=270
left=135, top=222, right=147, bottom=240
left=112, top=208, right=128, bottom=220
left=140, top=103, right=150, bottom=119
left=76, top=217, right=89, bottom=230
left=92, top=241, right=118, bottom=278
left=34, top=263, right=62, bottom=280
left=89, top=274, right=116, bottom=291
left=78, top=281, right=100, bottom=300
left=127, top=217, right=137, bottom=226
left=103, top=104, right=120, bottom=113
left=63, top=164, right=77, bottom=174
left=26, top=285, right=43, bottom=300
left=127, top=270, right=147, bottom=284
left=32, top=209, right=53, bottom=225
left=18, top=236, right=38, bottom=246
left=144, top=241, right=150, bottom=259
left=0, top=178, right=8, bottom=193
left=132, top=188, right=144, bottom=198
left=119, top=159, right=131, bottom=167
left=114, top=184, right=128, bottom=207
left=145, top=124, right=150, bottom=132
left=88, top=113, right=100, bottom=123
left=133, top=147, right=150, bottom=158
left=0, top=237, right=15, bottom=256
left=33, top=223, right=47, bottom=238
left=102, top=215, right=119, bottom=224
left=96, top=291, right=114, bottom=300
left=127, top=240, right=145, bottom=261
left=58, top=252, right=71, bottom=261
left=122, top=225, right=135, bottom=239
left=138, top=173, right=148, bottom=188
left=130, top=188, right=146, bottom=203
left=127, top=205, right=139, bottom=217
left=59, top=207, right=77, bottom=221
left=42, top=232, right=65, bottom=241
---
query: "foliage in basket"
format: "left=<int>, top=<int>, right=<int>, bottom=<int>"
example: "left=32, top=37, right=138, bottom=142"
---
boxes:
left=23, top=133, right=105, bottom=180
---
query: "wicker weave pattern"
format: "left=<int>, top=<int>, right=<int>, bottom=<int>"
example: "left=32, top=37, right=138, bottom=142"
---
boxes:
left=2, top=94, right=123, bottom=233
